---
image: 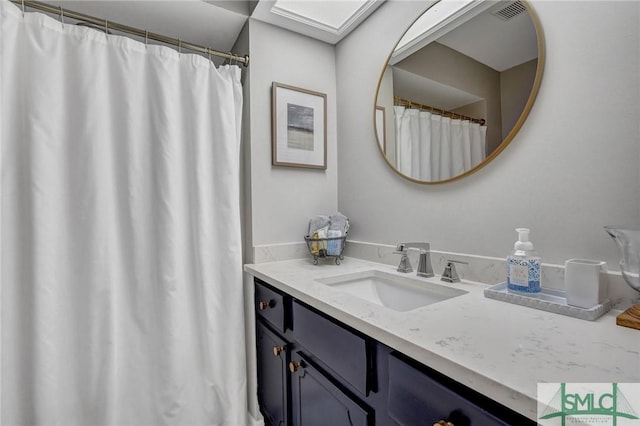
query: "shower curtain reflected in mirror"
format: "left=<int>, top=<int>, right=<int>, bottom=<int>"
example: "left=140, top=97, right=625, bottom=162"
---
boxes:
left=1, top=1, right=248, bottom=424
left=394, top=107, right=487, bottom=181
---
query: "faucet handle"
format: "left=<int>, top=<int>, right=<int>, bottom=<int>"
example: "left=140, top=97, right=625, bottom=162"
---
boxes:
left=441, top=259, right=468, bottom=283
left=397, top=253, right=413, bottom=273
left=394, top=243, right=406, bottom=254
left=394, top=243, right=413, bottom=273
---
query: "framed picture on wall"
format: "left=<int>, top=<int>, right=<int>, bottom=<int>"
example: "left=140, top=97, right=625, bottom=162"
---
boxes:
left=375, top=106, right=386, bottom=154
left=272, top=82, right=327, bottom=169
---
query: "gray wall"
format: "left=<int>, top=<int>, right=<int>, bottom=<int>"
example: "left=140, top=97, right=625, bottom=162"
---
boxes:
left=500, top=58, right=537, bottom=138
left=246, top=19, right=338, bottom=249
left=240, top=19, right=338, bottom=423
left=335, top=0, right=640, bottom=269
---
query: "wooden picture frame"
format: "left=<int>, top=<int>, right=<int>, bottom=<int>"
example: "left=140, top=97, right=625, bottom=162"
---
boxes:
left=272, top=82, right=327, bottom=169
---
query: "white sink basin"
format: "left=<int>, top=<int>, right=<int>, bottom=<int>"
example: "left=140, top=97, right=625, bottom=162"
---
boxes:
left=316, top=270, right=468, bottom=312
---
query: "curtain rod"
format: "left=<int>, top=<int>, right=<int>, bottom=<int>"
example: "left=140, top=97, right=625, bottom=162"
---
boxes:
left=10, top=0, right=249, bottom=67
left=394, top=96, right=485, bottom=125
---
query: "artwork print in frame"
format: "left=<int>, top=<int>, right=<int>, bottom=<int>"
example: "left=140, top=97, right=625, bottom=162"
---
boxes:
left=272, top=82, right=327, bottom=169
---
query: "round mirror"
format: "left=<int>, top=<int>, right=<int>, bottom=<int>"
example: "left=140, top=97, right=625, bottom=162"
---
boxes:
left=374, top=0, right=544, bottom=184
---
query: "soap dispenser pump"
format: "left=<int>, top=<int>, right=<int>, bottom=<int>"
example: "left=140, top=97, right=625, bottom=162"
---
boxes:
left=506, top=228, right=541, bottom=294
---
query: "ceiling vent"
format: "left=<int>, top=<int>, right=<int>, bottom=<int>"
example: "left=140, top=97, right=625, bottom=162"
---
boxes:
left=491, top=1, right=526, bottom=21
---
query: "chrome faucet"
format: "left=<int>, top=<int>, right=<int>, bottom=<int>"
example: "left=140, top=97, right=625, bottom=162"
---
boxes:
left=394, top=242, right=434, bottom=278
left=441, top=259, right=468, bottom=283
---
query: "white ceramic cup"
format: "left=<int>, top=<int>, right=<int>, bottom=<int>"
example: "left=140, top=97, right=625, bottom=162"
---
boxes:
left=564, top=259, right=608, bottom=309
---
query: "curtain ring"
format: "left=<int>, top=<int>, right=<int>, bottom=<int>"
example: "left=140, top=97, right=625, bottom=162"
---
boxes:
left=59, top=6, right=64, bottom=27
left=178, top=39, right=182, bottom=54
left=104, top=19, right=108, bottom=36
left=145, top=30, right=148, bottom=46
left=21, top=0, right=25, bottom=15
left=207, top=48, right=212, bottom=62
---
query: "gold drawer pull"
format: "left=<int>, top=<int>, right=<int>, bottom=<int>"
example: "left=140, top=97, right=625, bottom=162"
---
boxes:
left=288, top=361, right=302, bottom=373
left=258, top=300, right=274, bottom=310
left=272, top=346, right=285, bottom=357
left=433, top=421, right=454, bottom=426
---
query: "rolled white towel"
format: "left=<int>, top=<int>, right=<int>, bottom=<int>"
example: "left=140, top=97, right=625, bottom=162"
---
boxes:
left=329, top=212, right=349, bottom=235
left=309, top=215, right=331, bottom=236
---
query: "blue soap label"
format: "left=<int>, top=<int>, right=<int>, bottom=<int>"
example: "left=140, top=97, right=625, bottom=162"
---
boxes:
left=509, top=264, right=529, bottom=286
left=507, top=256, right=541, bottom=293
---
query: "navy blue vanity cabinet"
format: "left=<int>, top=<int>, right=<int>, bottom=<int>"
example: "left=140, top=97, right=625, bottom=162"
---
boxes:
left=254, top=279, right=376, bottom=426
left=256, top=321, right=290, bottom=426
left=289, top=351, right=372, bottom=426
left=388, top=353, right=531, bottom=426
left=255, top=279, right=292, bottom=426
left=253, top=278, right=534, bottom=426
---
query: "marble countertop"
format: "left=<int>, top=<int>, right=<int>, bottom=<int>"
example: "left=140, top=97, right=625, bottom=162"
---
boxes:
left=244, top=257, right=640, bottom=421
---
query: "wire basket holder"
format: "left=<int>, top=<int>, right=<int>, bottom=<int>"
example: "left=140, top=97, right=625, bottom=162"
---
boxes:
left=304, top=234, right=347, bottom=265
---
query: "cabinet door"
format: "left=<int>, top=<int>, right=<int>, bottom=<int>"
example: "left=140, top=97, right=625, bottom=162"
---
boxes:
left=388, top=353, right=509, bottom=426
left=289, top=352, right=371, bottom=426
left=256, top=322, right=289, bottom=426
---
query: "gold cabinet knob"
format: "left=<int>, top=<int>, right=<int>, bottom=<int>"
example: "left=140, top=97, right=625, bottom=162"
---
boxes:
left=433, top=421, right=454, bottom=426
left=258, top=300, right=274, bottom=310
left=288, top=361, right=302, bottom=373
left=272, top=346, right=284, bottom=357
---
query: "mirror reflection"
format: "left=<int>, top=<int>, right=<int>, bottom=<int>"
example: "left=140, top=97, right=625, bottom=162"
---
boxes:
left=375, top=0, right=543, bottom=183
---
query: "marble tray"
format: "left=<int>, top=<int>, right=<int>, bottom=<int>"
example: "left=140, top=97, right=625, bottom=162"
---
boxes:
left=484, top=283, right=611, bottom=321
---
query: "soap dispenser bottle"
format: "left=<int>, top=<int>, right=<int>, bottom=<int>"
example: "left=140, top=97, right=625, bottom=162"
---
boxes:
left=507, top=228, right=541, bottom=294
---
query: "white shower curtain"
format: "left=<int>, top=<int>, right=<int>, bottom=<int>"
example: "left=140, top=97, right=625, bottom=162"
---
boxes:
left=1, top=1, right=248, bottom=425
left=394, top=106, right=487, bottom=181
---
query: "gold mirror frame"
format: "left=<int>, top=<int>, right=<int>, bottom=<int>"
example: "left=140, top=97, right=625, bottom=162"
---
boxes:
left=374, top=0, right=545, bottom=185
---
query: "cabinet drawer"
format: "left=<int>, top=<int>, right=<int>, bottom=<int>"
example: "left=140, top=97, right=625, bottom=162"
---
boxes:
left=292, top=301, right=370, bottom=396
left=255, top=280, right=286, bottom=333
left=290, top=351, right=371, bottom=426
left=388, top=353, right=509, bottom=426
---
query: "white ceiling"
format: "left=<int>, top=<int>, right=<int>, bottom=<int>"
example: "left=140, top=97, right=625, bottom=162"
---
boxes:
left=33, top=0, right=384, bottom=53
left=251, top=0, right=383, bottom=44
left=392, top=1, right=538, bottom=72
left=437, top=2, right=538, bottom=72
